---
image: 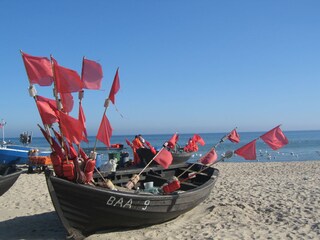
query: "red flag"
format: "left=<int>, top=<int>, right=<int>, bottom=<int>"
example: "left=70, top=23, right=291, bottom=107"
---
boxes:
left=51, top=127, right=77, bottom=158
left=96, top=114, right=113, bottom=147
left=228, top=129, right=240, bottom=143
left=38, top=125, right=64, bottom=158
left=145, top=141, right=157, bottom=155
left=154, top=148, right=173, bottom=169
left=108, top=68, right=120, bottom=104
left=21, top=52, right=53, bottom=86
left=234, top=139, right=257, bottom=160
left=36, top=96, right=59, bottom=124
left=192, top=134, right=205, bottom=146
left=78, top=103, right=88, bottom=143
left=167, top=133, right=179, bottom=149
left=81, top=58, right=103, bottom=90
left=260, top=125, right=288, bottom=150
left=200, top=148, right=218, bottom=165
left=51, top=127, right=63, bottom=145
left=125, top=138, right=133, bottom=147
left=79, top=147, right=89, bottom=161
left=51, top=56, right=83, bottom=93
left=59, top=112, right=84, bottom=145
left=60, top=92, right=74, bottom=113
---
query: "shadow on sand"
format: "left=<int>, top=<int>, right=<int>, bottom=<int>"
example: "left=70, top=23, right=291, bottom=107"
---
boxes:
left=0, top=211, right=66, bottom=240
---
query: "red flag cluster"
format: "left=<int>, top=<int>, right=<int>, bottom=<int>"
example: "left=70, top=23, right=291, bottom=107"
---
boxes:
left=234, top=125, right=288, bottom=160
left=21, top=51, right=122, bottom=150
left=184, top=134, right=205, bottom=152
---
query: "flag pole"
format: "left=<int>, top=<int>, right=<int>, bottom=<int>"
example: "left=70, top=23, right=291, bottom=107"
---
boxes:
left=93, top=98, right=110, bottom=153
left=125, top=144, right=167, bottom=190
left=20, top=50, right=53, bottom=146
left=136, top=143, right=169, bottom=177
left=50, top=55, right=71, bottom=162
left=135, top=132, right=178, bottom=178
left=177, top=131, right=231, bottom=179
left=180, top=150, right=234, bottom=182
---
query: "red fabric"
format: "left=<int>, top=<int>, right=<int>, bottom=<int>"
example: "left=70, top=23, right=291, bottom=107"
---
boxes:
left=60, top=92, right=74, bottom=113
left=81, top=58, right=103, bottom=90
left=66, top=141, right=78, bottom=159
left=59, top=112, right=84, bottom=145
left=52, top=121, right=78, bottom=160
left=125, top=138, right=141, bottom=165
left=96, top=114, right=113, bottom=147
left=108, top=68, right=120, bottom=104
left=132, top=137, right=143, bottom=149
left=21, top=52, right=53, bottom=86
left=154, top=148, right=173, bottom=169
left=167, top=133, right=179, bottom=149
left=234, top=139, right=257, bottom=160
left=62, top=161, right=75, bottom=181
left=38, top=125, right=64, bottom=158
left=145, top=141, right=157, bottom=155
left=78, top=104, right=88, bottom=143
left=228, top=129, right=240, bottom=143
left=200, top=148, right=218, bottom=165
left=260, top=125, right=288, bottom=150
left=79, top=147, right=89, bottom=161
left=183, top=138, right=198, bottom=152
left=84, top=159, right=96, bottom=183
left=192, top=134, right=205, bottom=146
left=51, top=127, right=63, bottom=146
left=125, top=138, right=133, bottom=147
left=36, top=97, right=59, bottom=125
left=51, top=57, right=83, bottom=93
left=50, top=152, right=63, bottom=177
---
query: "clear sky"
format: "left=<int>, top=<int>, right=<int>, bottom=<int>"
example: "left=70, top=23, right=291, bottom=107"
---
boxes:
left=1, top=0, right=320, bottom=137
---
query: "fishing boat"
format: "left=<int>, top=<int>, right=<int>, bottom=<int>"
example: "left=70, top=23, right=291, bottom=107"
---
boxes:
left=45, top=162, right=219, bottom=239
left=0, top=142, right=51, bottom=165
left=171, top=150, right=194, bottom=163
left=0, top=123, right=51, bottom=165
left=20, top=52, right=223, bottom=239
left=0, top=165, right=24, bottom=196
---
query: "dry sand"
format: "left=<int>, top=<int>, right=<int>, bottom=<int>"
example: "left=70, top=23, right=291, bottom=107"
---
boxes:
left=1, top=161, right=320, bottom=240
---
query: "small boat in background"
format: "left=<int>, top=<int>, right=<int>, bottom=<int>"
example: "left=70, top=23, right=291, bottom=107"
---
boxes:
left=0, top=165, right=24, bottom=196
left=171, top=149, right=194, bottom=163
left=0, top=123, right=51, bottom=165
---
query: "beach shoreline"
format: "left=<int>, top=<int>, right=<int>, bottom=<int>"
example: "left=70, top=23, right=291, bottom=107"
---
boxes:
left=1, top=161, right=320, bottom=239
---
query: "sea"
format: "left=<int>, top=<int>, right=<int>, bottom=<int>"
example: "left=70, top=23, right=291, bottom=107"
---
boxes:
left=6, top=130, right=320, bottom=164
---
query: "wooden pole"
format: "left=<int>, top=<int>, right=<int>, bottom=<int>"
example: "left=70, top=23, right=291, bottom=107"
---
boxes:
left=177, top=132, right=231, bottom=179
left=180, top=150, right=234, bottom=182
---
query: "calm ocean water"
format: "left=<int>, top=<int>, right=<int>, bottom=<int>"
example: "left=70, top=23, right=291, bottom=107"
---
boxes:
left=7, top=130, right=320, bottom=163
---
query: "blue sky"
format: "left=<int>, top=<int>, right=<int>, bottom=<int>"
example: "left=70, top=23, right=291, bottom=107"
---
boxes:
left=1, top=0, right=320, bottom=137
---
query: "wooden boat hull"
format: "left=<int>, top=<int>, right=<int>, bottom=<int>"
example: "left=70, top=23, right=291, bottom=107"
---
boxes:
left=0, top=166, right=23, bottom=196
left=46, top=163, right=219, bottom=238
left=172, top=151, right=194, bottom=164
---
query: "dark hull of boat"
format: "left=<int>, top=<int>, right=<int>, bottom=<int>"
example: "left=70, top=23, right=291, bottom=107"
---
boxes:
left=172, top=151, right=194, bottom=164
left=0, top=167, right=23, bottom=196
left=46, top=163, right=219, bottom=239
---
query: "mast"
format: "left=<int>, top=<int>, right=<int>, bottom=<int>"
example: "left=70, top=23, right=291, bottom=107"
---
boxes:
left=1, top=119, right=6, bottom=144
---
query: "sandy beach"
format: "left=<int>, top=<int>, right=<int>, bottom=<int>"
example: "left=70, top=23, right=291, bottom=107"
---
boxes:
left=1, top=161, right=320, bottom=240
